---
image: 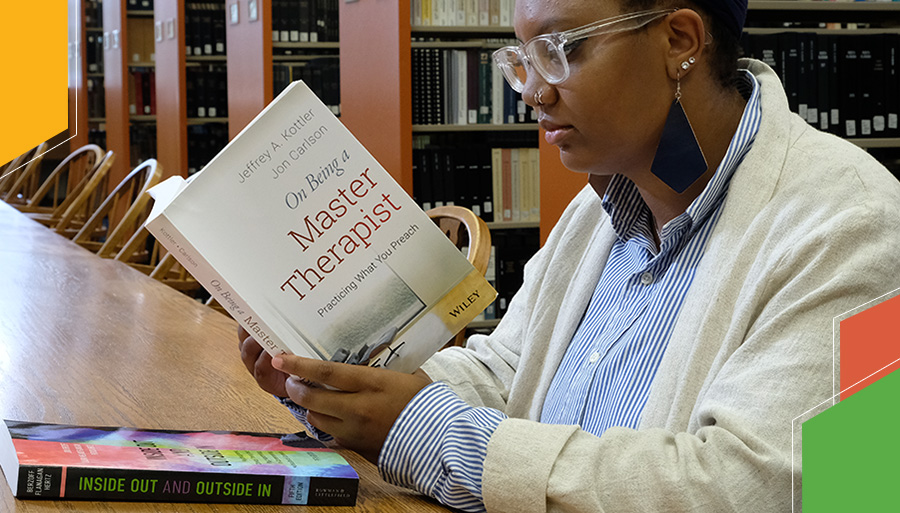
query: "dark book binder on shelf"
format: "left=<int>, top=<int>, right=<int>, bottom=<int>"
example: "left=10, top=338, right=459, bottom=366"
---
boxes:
left=887, top=35, right=900, bottom=137
left=466, top=49, right=479, bottom=124
left=492, top=228, right=539, bottom=318
left=828, top=34, right=841, bottom=133
left=840, top=37, right=860, bottom=138
left=299, top=0, right=312, bottom=42
left=865, top=35, right=887, bottom=137
left=477, top=50, right=492, bottom=124
left=779, top=33, right=800, bottom=115
left=816, top=33, right=832, bottom=132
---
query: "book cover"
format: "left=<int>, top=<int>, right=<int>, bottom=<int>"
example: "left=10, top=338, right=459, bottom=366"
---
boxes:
left=0, top=420, right=357, bottom=505
left=144, top=81, right=496, bottom=374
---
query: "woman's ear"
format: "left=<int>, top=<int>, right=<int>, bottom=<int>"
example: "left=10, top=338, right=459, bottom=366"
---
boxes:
left=664, top=9, right=705, bottom=79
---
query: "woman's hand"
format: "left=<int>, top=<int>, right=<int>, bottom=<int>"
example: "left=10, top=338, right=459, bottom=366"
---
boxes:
left=238, top=326, right=290, bottom=398
left=271, top=355, right=433, bottom=464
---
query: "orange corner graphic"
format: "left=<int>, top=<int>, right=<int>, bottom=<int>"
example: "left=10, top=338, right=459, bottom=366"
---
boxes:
left=0, top=2, right=68, bottom=168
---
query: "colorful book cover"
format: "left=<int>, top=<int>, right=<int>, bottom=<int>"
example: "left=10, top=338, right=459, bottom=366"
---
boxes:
left=0, top=420, right=358, bottom=504
left=144, top=80, right=496, bottom=374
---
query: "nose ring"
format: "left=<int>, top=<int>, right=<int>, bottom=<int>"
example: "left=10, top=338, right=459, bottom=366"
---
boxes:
left=533, top=89, right=544, bottom=106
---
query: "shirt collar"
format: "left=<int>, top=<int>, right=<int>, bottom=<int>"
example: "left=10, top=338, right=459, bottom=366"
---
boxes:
left=601, top=70, right=761, bottom=246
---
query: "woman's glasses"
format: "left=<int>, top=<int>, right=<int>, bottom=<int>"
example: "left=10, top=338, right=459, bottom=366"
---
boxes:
left=492, top=9, right=676, bottom=93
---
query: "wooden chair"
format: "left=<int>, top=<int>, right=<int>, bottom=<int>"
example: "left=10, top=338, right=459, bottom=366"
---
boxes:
left=1, top=142, right=50, bottom=205
left=50, top=151, right=115, bottom=234
left=37, top=151, right=115, bottom=233
left=426, top=205, right=492, bottom=347
left=0, top=151, right=33, bottom=198
left=1, top=145, right=46, bottom=199
left=14, top=144, right=105, bottom=217
left=74, top=159, right=162, bottom=258
left=115, top=226, right=207, bottom=296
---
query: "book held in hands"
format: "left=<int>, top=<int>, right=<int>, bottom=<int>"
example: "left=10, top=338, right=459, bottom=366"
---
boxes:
left=0, top=420, right=357, bottom=505
left=145, top=81, right=496, bottom=373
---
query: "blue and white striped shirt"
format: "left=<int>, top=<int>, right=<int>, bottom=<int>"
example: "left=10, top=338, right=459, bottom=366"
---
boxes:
left=380, top=72, right=761, bottom=512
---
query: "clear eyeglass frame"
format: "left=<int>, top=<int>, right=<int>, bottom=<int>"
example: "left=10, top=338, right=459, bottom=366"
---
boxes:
left=492, top=9, right=677, bottom=93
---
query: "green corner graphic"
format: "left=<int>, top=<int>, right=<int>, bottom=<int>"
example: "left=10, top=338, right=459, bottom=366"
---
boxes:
left=803, top=368, right=900, bottom=511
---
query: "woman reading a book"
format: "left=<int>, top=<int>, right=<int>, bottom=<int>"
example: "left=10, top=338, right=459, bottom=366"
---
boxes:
left=240, top=0, right=900, bottom=511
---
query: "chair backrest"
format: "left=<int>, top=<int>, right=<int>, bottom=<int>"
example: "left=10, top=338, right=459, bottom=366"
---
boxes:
left=427, top=205, right=492, bottom=276
left=426, top=205, right=492, bottom=347
left=53, top=151, right=115, bottom=236
left=74, top=159, right=163, bottom=258
left=149, top=251, right=204, bottom=295
left=0, top=152, right=31, bottom=195
left=114, top=232, right=206, bottom=298
left=2, top=142, right=50, bottom=204
left=15, top=144, right=105, bottom=215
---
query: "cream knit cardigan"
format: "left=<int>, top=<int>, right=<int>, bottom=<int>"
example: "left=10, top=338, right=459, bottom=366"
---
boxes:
left=420, top=59, right=900, bottom=512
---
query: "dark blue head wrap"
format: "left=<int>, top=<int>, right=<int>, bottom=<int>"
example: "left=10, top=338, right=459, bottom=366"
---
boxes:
left=691, top=0, right=747, bottom=40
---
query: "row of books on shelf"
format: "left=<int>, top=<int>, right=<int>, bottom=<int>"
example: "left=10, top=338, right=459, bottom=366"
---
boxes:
left=187, top=2, right=227, bottom=57
left=412, top=46, right=536, bottom=125
left=273, top=59, right=341, bottom=116
left=84, top=0, right=103, bottom=27
left=413, top=145, right=539, bottom=224
left=129, top=69, right=156, bottom=116
left=187, top=123, right=230, bottom=175
left=272, top=0, right=340, bottom=43
left=88, top=78, right=105, bottom=118
left=187, top=65, right=228, bottom=118
left=88, top=128, right=106, bottom=150
left=412, top=0, right=516, bottom=28
left=130, top=124, right=157, bottom=167
left=742, top=32, right=900, bottom=138
left=474, top=228, right=540, bottom=321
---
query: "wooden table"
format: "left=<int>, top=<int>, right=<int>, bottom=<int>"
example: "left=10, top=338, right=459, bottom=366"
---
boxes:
left=0, top=201, right=452, bottom=513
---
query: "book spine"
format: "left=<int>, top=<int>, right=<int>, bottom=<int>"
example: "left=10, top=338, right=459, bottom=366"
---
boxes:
left=888, top=35, right=899, bottom=137
left=457, top=50, right=468, bottom=124
left=467, top=49, right=479, bottom=124
left=491, top=148, right=502, bottom=223
left=491, top=63, right=503, bottom=125
left=145, top=213, right=301, bottom=358
left=12, top=464, right=357, bottom=505
left=816, top=33, right=831, bottom=131
left=501, top=147, right=512, bottom=222
left=478, top=50, right=492, bottom=124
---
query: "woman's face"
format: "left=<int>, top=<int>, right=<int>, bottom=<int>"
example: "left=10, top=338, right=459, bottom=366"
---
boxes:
left=515, top=0, right=672, bottom=177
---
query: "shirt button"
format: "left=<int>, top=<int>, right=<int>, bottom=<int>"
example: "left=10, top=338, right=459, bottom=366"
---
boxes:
left=589, top=352, right=600, bottom=364
left=640, top=272, right=654, bottom=285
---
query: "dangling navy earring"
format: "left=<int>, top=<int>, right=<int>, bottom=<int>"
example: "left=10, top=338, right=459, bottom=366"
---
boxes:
left=650, top=57, right=707, bottom=194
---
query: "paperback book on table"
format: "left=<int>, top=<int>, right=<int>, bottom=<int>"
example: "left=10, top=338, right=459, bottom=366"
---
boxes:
left=0, top=419, right=357, bottom=505
left=145, top=80, right=495, bottom=373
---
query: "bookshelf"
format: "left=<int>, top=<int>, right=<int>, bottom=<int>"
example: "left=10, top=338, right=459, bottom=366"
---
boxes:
left=340, top=1, right=580, bottom=250
left=154, top=1, right=230, bottom=178
left=744, top=1, right=900, bottom=176
left=74, top=1, right=340, bottom=178
left=226, top=0, right=340, bottom=139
